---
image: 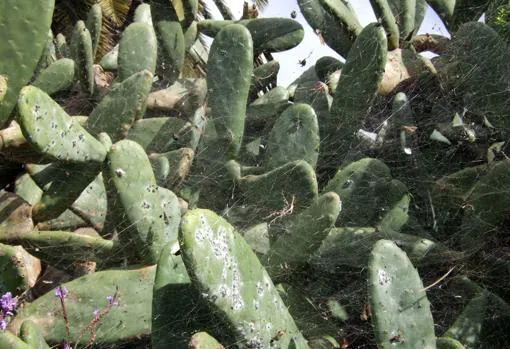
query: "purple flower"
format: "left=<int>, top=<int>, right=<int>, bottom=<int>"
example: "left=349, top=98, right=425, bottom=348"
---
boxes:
left=62, top=343, right=72, bottom=349
left=0, top=319, right=7, bottom=331
left=106, top=295, right=119, bottom=306
left=55, top=286, right=68, bottom=300
left=1, top=292, right=17, bottom=315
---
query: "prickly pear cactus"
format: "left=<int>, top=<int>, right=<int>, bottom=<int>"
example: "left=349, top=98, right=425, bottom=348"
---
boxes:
left=368, top=240, right=436, bottom=348
left=180, top=209, right=310, bottom=349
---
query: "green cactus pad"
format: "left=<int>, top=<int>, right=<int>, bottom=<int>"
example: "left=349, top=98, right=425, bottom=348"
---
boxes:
left=198, top=18, right=304, bottom=53
left=19, top=320, right=51, bottom=349
left=460, top=160, right=510, bottom=250
left=86, top=4, right=102, bottom=58
left=323, top=158, right=392, bottom=226
left=149, top=148, right=194, bottom=189
left=189, top=332, right=225, bottom=349
left=118, top=23, right=157, bottom=81
left=11, top=266, right=156, bottom=345
left=180, top=209, right=310, bottom=349
left=207, top=24, right=253, bottom=159
left=0, top=75, right=7, bottom=104
left=159, top=187, right=181, bottom=253
left=85, top=70, right=153, bottom=141
left=70, top=20, right=94, bottom=95
left=15, top=173, right=43, bottom=205
left=314, top=56, right=344, bottom=83
left=264, top=192, right=341, bottom=268
left=106, top=139, right=167, bottom=264
left=387, top=0, right=416, bottom=40
left=152, top=244, right=210, bottom=348
left=151, top=0, right=185, bottom=82
left=370, top=0, right=400, bottom=49
left=312, top=227, right=459, bottom=269
left=436, top=337, right=466, bottom=349
left=134, top=3, right=153, bottom=25
left=69, top=172, right=107, bottom=232
left=184, top=21, right=199, bottom=50
left=250, top=61, right=280, bottom=98
left=439, top=22, right=510, bottom=130
left=246, top=86, right=291, bottom=133
left=323, top=23, right=387, bottom=165
left=319, top=0, right=363, bottom=44
left=0, top=332, right=31, bottom=349
left=0, top=230, right=116, bottom=266
left=298, top=0, right=358, bottom=57
left=0, top=0, right=55, bottom=125
left=17, top=86, right=107, bottom=163
left=32, top=58, right=75, bottom=96
left=238, top=160, right=319, bottom=217
left=100, top=44, right=118, bottom=71
left=31, top=162, right=101, bottom=222
left=368, top=239, right=436, bottom=349
left=126, top=117, right=198, bottom=153
left=171, top=0, right=198, bottom=27
left=264, top=103, right=320, bottom=170
left=0, top=243, right=41, bottom=294
left=55, top=33, right=69, bottom=58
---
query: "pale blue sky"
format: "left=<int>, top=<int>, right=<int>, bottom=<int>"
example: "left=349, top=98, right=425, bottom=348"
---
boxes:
left=205, top=0, right=449, bottom=85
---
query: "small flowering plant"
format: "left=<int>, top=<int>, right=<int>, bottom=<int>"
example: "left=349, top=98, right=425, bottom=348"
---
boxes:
left=55, top=285, right=120, bottom=349
left=0, top=291, right=18, bottom=330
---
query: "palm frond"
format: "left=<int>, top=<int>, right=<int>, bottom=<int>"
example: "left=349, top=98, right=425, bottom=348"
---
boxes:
left=254, top=0, right=268, bottom=11
left=98, top=0, right=132, bottom=26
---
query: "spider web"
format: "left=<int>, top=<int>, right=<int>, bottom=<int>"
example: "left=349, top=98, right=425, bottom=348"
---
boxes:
left=1, top=2, right=510, bottom=349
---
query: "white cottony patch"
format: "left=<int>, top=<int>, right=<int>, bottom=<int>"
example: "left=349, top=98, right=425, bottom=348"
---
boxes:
left=198, top=214, right=245, bottom=312
left=196, top=215, right=214, bottom=242
left=115, top=168, right=125, bottom=177
left=378, top=269, right=391, bottom=285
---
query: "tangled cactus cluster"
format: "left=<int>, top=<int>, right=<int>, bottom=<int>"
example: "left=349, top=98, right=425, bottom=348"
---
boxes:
left=1, top=0, right=510, bottom=348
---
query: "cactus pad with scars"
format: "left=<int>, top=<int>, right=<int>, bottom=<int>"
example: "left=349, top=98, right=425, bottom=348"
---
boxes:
left=118, top=23, right=157, bottom=81
left=368, top=239, right=436, bottom=349
left=17, top=86, right=107, bottom=163
left=85, top=70, right=153, bottom=141
left=264, top=103, right=320, bottom=170
left=180, top=209, right=310, bottom=349
left=106, top=139, right=167, bottom=264
left=0, top=0, right=55, bottom=125
left=11, top=266, right=156, bottom=345
left=207, top=24, right=253, bottom=159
